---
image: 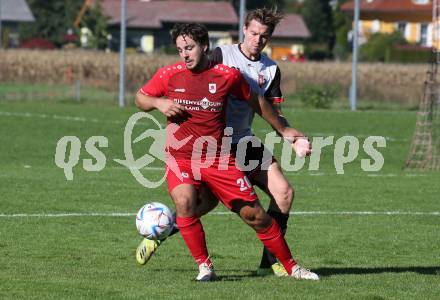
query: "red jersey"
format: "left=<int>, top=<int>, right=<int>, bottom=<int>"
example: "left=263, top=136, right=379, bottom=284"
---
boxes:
left=140, top=61, right=251, bottom=160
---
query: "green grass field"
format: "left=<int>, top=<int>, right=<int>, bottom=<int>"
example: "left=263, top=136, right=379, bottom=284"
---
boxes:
left=1, top=100, right=439, bottom=299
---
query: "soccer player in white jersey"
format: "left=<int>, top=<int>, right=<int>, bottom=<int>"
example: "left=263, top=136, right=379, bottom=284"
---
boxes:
left=136, top=9, right=314, bottom=277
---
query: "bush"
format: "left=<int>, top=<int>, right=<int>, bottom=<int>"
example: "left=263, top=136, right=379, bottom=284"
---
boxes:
left=389, top=45, right=431, bottom=63
left=20, top=38, right=56, bottom=49
left=360, top=32, right=406, bottom=62
left=305, top=43, right=333, bottom=61
left=297, top=84, right=338, bottom=109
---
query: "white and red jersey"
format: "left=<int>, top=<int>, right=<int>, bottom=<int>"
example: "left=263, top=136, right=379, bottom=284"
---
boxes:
left=139, top=61, right=251, bottom=160
left=210, top=44, right=284, bottom=143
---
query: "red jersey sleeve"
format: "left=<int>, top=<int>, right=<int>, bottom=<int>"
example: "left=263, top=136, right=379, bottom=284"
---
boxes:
left=229, top=70, right=251, bottom=102
left=139, top=67, right=168, bottom=97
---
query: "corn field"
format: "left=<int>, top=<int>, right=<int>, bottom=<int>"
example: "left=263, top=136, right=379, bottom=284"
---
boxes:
left=0, top=49, right=428, bottom=105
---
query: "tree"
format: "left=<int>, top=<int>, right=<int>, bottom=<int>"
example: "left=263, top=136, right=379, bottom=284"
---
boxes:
left=300, top=0, right=335, bottom=59
left=332, top=0, right=351, bottom=60
left=20, top=0, right=83, bottom=46
left=230, top=0, right=286, bottom=15
left=360, top=32, right=407, bottom=62
left=19, top=0, right=108, bottom=49
left=80, top=1, right=110, bottom=49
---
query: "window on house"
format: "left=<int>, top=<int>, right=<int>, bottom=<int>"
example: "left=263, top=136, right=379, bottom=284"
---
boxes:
left=372, top=20, right=380, bottom=33
left=397, top=22, right=407, bottom=36
left=413, top=0, right=429, bottom=4
left=420, top=23, right=429, bottom=45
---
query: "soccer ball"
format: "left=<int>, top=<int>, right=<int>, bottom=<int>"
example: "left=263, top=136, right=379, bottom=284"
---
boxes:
left=135, top=202, right=174, bottom=240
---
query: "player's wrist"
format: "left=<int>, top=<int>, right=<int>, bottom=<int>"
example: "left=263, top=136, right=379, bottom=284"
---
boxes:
left=282, top=127, right=309, bottom=145
left=281, top=127, right=298, bottom=144
left=279, top=126, right=289, bottom=138
left=283, top=136, right=297, bottom=144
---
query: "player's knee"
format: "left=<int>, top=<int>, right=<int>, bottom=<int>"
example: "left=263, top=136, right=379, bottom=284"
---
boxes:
left=172, top=195, right=195, bottom=217
left=195, top=197, right=218, bottom=217
left=286, top=184, right=294, bottom=203
left=239, top=204, right=271, bottom=230
left=273, top=183, right=294, bottom=211
left=196, top=186, right=219, bottom=217
left=254, top=212, right=272, bottom=229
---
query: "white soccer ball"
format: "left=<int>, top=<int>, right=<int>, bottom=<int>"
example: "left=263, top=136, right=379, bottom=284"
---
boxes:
left=135, top=202, right=174, bottom=240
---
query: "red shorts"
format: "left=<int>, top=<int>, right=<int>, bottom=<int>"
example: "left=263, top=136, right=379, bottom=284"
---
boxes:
left=165, top=158, right=257, bottom=209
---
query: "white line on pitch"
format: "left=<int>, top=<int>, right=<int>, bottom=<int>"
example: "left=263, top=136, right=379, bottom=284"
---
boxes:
left=106, top=168, right=428, bottom=178
left=109, top=166, right=164, bottom=170
left=0, top=211, right=439, bottom=218
left=0, top=111, right=166, bottom=127
left=0, top=111, right=122, bottom=125
left=255, top=129, right=406, bottom=142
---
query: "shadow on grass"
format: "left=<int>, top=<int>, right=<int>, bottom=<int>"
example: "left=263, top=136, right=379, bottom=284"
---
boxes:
left=216, top=272, right=263, bottom=281
left=150, top=268, right=263, bottom=281
left=151, top=266, right=440, bottom=281
left=315, top=266, right=440, bottom=277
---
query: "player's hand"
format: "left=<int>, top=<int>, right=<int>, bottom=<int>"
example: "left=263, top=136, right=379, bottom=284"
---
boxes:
left=292, top=137, right=312, bottom=158
left=156, top=99, right=186, bottom=118
left=282, top=127, right=312, bottom=158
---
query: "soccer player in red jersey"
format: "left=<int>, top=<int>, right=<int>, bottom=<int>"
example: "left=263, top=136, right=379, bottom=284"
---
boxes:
left=135, top=23, right=319, bottom=281
left=137, top=9, right=316, bottom=278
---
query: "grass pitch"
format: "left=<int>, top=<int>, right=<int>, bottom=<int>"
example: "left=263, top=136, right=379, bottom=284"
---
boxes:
left=0, top=101, right=439, bottom=299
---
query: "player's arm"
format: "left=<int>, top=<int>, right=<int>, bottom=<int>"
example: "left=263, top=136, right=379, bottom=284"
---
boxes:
left=249, top=91, right=305, bottom=143
left=231, top=70, right=291, bottom=137
left=135, top=92, right=185, bottom=118
left=249, top=94, right=290, bottom=136
left=264, top=101, right=307, bottom=143
left=135, top=68, right=185, bottom=118
left=254, top=96, right=311, bottom=157
left=257, top=65, right=311, bottom=156
left=272, top=102, right=289, bottom=129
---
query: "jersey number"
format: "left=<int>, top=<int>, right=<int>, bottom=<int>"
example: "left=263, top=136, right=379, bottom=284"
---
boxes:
left=236, top=176, right=252, bottom=192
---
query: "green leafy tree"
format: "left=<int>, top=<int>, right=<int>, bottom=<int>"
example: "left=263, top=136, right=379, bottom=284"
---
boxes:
left=333, top=0, right=351, bottom=60
left=230, top=0, right=286, bottom=15
left=284, top=0, right=302, bottom=14
left=80, top=1, right=110, bottom=49
left=19, top=0, right=108, bottom=49
left=19, top=0, right=83, bottom=46
left=301, top=0, right=335, bottom=59
left=360, top=32, right=407, bottom=62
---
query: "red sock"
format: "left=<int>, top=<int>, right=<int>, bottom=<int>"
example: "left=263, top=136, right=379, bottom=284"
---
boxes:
left=176, top=216, right=210, bottom=266
left=256, top=218, right=297, bottom=275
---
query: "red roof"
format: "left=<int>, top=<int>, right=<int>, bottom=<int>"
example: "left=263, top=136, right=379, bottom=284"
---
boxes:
left=341, top=0, right=432, bottom=22
left=99, top=0, right=238, bottom=28
left=341, top=0, right=432, bottom=12
left=272, top=14, right=310, bottom=39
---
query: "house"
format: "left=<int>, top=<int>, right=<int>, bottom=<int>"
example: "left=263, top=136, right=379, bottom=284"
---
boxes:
left=97, top=0, right=310, bottom=58
left=99, top=0, right=238, bottom=52
left=341, top=0, right=433, bottom=47
left=267, top=14, right=311, bottom=60
left=0, top=0, right=35, bottom=47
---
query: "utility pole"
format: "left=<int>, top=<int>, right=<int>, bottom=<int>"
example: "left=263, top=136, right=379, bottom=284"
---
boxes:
left=239, top=0, right=245, bottom=42
left=118, top=0, right=126, bottom=107
left=0, top=0, right=3, bottom=49
left=349, top=0, right=360, bottom=111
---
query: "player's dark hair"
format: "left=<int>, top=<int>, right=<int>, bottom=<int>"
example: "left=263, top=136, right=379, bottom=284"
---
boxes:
left=171, top=23, right=210, bottom=53
left=245, top=8, right=283, bottom=36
